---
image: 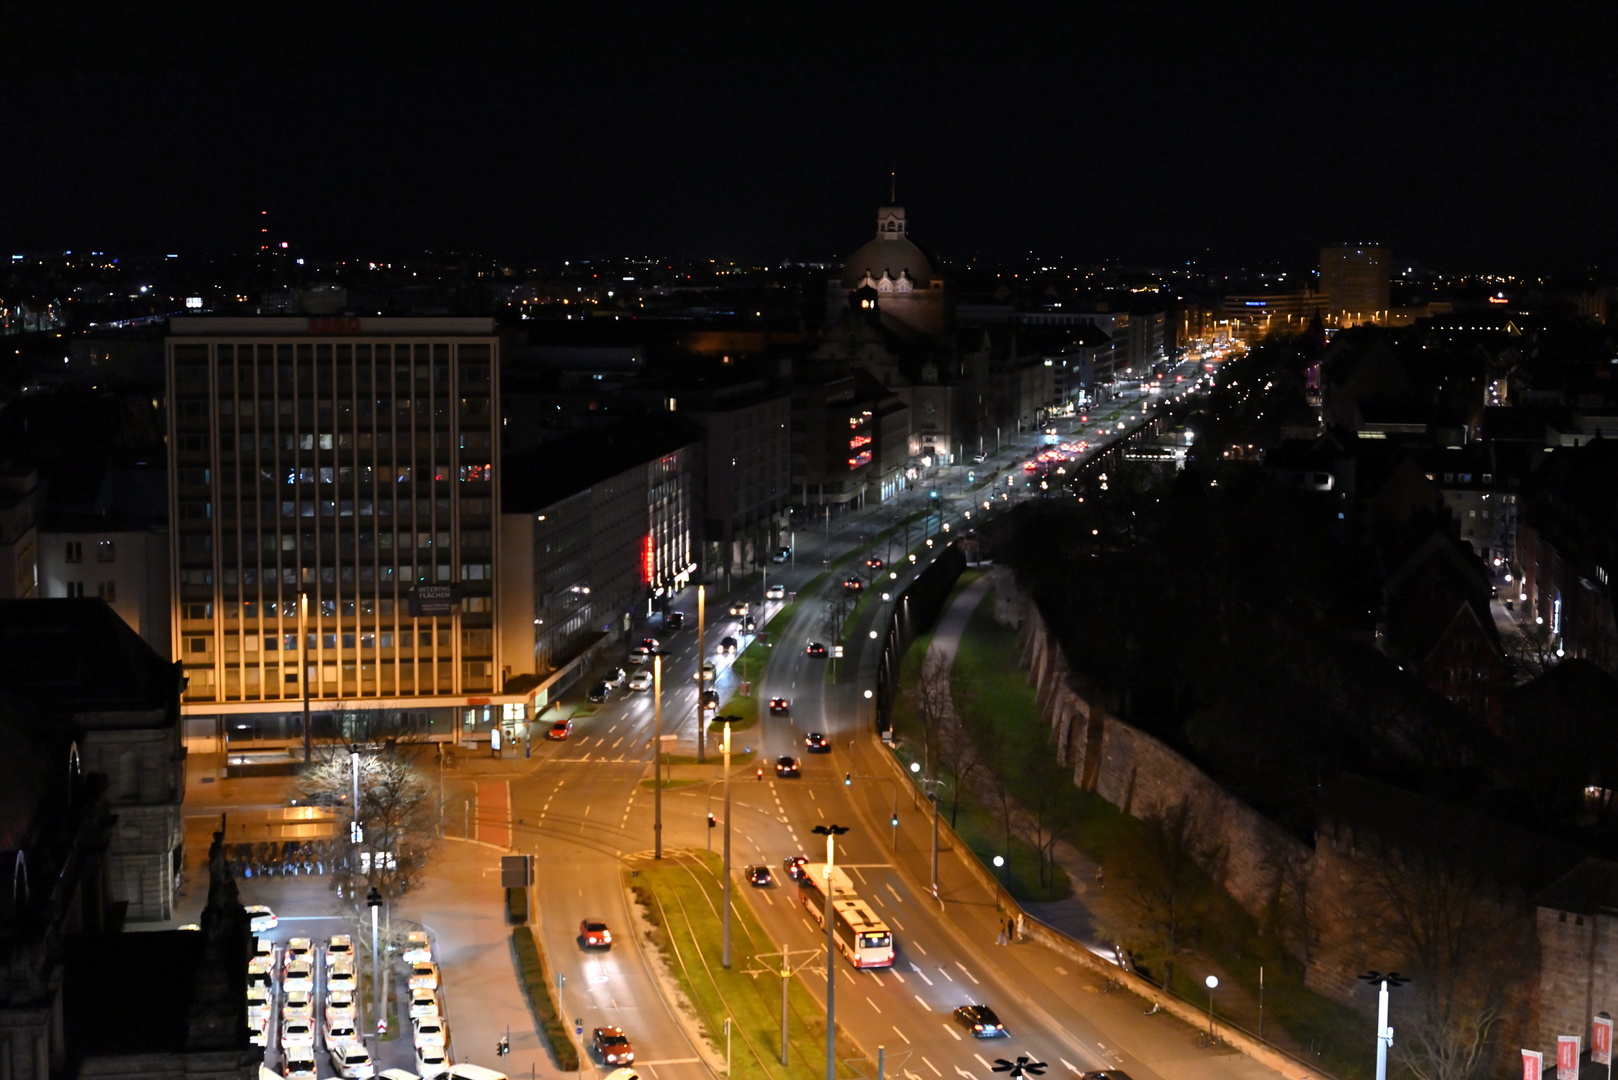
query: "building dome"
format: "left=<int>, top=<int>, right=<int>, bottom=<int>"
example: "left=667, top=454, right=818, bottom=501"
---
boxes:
left=841, top=205, right=936, bottom=289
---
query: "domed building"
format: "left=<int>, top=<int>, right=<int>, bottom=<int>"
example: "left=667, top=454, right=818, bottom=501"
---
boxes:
left=838, top=204, right=946, bottom=338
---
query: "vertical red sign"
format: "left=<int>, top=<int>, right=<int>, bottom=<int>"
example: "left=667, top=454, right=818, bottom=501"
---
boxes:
left=1524, top=1050, right=1544, bottom=1080
left=1594, top=1017, right=1613, bottom=1067
left=1558, top=1036, right=1581, bottom=1080
left=641, top=534, right=654, bottom=585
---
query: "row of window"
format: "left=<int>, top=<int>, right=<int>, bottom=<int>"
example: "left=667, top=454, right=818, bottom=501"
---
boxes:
left=211, top=530, right=491, bottom=553
left=181, top=597, right=488, bottom=620
left=175, top=427, right=487, bottom=453
left=178, top=563, right=492, bottom=586
left=189, top=628, right=493, bottom=653
left=180, top=495, right=491, bottom=520
left=63, top=540, right=116, bottom=563
left=185, top=660, right=494, bottom=693
left=63, top=581, right=117, bottom=601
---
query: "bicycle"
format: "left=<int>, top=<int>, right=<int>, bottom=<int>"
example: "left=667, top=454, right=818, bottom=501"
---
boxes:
left=1100, top=977, right=1122, bottom=994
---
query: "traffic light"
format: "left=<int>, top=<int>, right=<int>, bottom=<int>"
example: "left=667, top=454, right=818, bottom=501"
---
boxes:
left=891, top=813, right=899, bottom=828
left=844, top=773, right=852, bottom=786
left=929, top=489, right=938, bottom=499
left=707, top=813, right=716, bottom=829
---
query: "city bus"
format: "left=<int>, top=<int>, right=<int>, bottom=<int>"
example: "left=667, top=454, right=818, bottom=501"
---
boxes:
left=798, top=864, right=896, bottom=969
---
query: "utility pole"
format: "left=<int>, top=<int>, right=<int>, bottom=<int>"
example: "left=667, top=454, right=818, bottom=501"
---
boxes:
left=812, top=824, right=849, bottom=1080
left=653, top=654, right=663, bottom=859
left=696, top=585, right=707, bottom=764
left=299, top=591, right=311, bottom=762
left=722, top=721, right=733, bottom=968
left=781, top=942, right=790, bottom=1067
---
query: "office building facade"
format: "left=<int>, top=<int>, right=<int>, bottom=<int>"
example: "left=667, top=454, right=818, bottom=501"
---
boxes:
left=166, top=317, right=500, bottom=722
left=1320, top=245, right=1391, bottom=326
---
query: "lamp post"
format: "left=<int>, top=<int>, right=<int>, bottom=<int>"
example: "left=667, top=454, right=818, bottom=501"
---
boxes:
left=367, top=887, right=382, bottom=1036
left=722, top=720, right=733, bottom=969
left=696, top=585, right=707, bottom=764
left=812, top=824, right=849, bottom=1080
left=1204, top=974, right=1218, bottom=1041
left=653, top=653, right=663, bottom=860
left=909, top=762, right=942, bottom=897
left=299, top=591, right=311, bottom=762
left=1358, top=971, right=1407, bottom=1080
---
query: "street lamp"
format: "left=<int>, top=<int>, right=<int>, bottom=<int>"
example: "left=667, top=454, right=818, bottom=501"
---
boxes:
left=811, top=824, right=849, bottom=1080
left=722, top=721, right=733, bottom=969
left=1358, top=971, right=1408, bottom=1080
left=367, top=886, right=383, bottom=1036
left=910, top=761, right=942, bottom=896
left=1204, top=974, right=1218, bottom=1041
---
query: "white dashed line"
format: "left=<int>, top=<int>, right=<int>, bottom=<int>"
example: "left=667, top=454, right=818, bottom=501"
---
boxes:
left=910, top=964, right=933, bottom=986
left=866, top=995, right=882, bottom=1014
left=913, top=995, right=932, bottom=1011
left=892, top=1026, right=910, bottom=1044
left=943, top=1023, right=961, bottom=1041
left=955, top=962, right=978, bottom=984
left=920, top=1055, right=941, bottom=1076
left=937, top=967, right=953, bottom=982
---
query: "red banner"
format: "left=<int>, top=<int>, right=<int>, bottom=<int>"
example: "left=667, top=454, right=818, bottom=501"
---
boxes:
left=1559, top=1036, right=1581, bottom=1080
left=1595, top=1017, right=1613, bottom=1067
left=1524, top=1050, right=1543, bottom=1080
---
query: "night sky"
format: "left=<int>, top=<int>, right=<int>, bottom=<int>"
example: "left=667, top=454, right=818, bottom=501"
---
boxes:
left=6, top=3, right=1616, bottom=268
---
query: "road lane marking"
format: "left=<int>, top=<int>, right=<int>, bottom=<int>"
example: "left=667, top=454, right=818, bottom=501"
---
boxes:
left=912, top=940, right=927, bottom=955
left=866, top=995, right=882, bottom=1014
left=955, top=962, right=978, bottom=984
left=890, top=970, right=904, bottom=984
left=974, top=1054, right=992, bottom=1070
left=910, top=964, right=933, bottom=986
left=1060, top=1059, right=1082, bottom=1075
left=920, top=1055, right=940, bottom=1076
left=892, top=1026, right=910, bottom=1044
left=891, top=916, right=905, bottom=931
left=913, top=995, right=931, bottom=1011
left=885, top=883, right=904, bottom=904
left=943, top=1023, right=961, bottom=1040
left=937, top=967, right=952, bottom=982
left=840, top=968, right=857, bottom=986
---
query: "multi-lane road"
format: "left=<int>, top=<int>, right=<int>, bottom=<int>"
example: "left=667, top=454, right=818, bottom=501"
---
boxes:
left=503, top=362, right=1250, bottom=1078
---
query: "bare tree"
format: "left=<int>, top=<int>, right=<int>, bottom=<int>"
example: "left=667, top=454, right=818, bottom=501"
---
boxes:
left=934, top=706, right=982, bottom=828
left=1504, top=620, right=1560, bottom=684
left=1102, top=798, right=1222, bottom=989
left=902, top=650, right=953, bottom=777
left=1392, top=996, right=1500, bottom=1080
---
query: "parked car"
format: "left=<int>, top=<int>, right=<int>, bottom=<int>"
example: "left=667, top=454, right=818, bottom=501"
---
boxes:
left=281, top=1018, right=315, bottom=1050
left=408, top=962, right=440, bottom=991
left=769, top=697, right=790, bottom=715
left=327, top=965, right=357, bottom=994
left=283, top=1048, right=319, bottom=1079
left=329, top=1041, right=375, bottom=1079
left=281, top=990, right=314, bottom=1021
left=246, top=905, right=278, bottom=933
left=325, top=934, right=353, bottom=968
left=593, top=1025, right=636, bottom=1065
left=580, top=919, right=613, bottom=949
left=747, top=864, right=774, bottom=887
left=283, top=937, right=312, bottom=972
left=774, top=756, right=801, bottom=778
left=413, top=1016, right=448, bottom=1049
left=547, top=719, right=573, bottom=741
left=324, top=1019, right=361, bottom=1046
left=416, top=1042, right=451, bottom=1078
left=283, top=959, right=314, bottom=994
left=588, top=681, right=612, bottom=703
left=326, top=991, right=356, bottom=1025
left=402, top=931, right=433, bottom=964
left=408, top=989, right=441, bottom=1020
left=951, top=1004, right=1007, bottom=1038
left=806, top=642, right=828, bottom=658
left=253, top=936, right=276, bottom=966
left=628, top=669, right=653, bottom=691
left=766, top=584, right=786, bottom=600
left=805, top=732, right=830, bottom=752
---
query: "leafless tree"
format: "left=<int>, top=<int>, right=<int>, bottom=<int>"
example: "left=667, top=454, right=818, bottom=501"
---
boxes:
left=934, top=706, right=982, bottom=828
left=1392, top=995, right=1501, bottom=1080
left=1504, top=620, right=1560, bottom=684
left=1102, top=797, right=1222, bottom=989
left=902, top=650, right=953, bottom=777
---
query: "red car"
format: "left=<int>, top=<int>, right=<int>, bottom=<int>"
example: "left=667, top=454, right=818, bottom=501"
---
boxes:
left=580, top=919, right=612, bottom=949
left=547, top=719, right=572, bottom=741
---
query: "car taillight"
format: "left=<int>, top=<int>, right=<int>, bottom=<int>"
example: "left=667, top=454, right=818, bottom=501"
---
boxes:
left=974, top=1024, right=984, bottom=1030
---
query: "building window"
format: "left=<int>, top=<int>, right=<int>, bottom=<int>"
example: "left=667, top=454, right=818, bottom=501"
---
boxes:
left=96, top=540, right=116, bottom=563
left=65, top=581, right=84, bottom=598
left=98, top=581, right=117, bottom=603
left=65, top=541, right=82, bottom=563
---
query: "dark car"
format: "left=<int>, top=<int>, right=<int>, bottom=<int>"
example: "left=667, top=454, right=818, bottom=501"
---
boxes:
left=952, top=1004, right=1007, bottom=1038
left=747, top=864, right=774, bottom=887
left=769, top=697, right=790, bottom=716
left=865, top=557, right=884, bottom=571
left=783, top=855, right=808, bottom=880
left=741, top=616, right=756, bottom=632
left=806, top=642, right=828, bottom=658
left=842, top=576, right=863, bottom=591
left=718, top=636, right=738, bottom=654
left=639, top=637, right=661, bottom=651
left=588, top=681, right=611, bottom=703
left=805, top=732, right=830, bottom=752
left=701, top=689, right=719, bottom=706
left=774, top=756, right=800, bottom=778
left=665, top=611, right=685, bottom=630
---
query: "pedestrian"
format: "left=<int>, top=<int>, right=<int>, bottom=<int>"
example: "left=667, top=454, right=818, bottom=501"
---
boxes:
left=1015, top=912, right=1024, bottom=943
left=1095, top=864, right=1105, bottom=888
left=996, top=917, right=1009, bottom=946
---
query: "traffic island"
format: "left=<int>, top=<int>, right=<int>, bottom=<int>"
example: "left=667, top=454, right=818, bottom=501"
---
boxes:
left=509, top=925, right=580, bottom=1070
left=626, top=852, right=865, bottom=1079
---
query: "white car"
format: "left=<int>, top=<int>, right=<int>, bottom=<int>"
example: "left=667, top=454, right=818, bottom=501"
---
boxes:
left=603, top=1070, right=643, bottom=1080
left=766, top=584, right=786, bottom=600
left=284, top=1048, right=319, bottom=1079
left=246, top=986, right=271, bottom=1020
left=407, top=962, right=439, bottom=991
left=248, top=954, right=275, bottom=980
left=324, top=1019, right=361, bottom=1046
left=327, top=965, right=358, bottom=994
left=281, top=990, right=313, bottom=1020
left=252, top=936, right=276, bottom=966
left=416, top=1042, right=451, bottom=1078
left=326, top=934, right=354, bottom=967
left=283, top=937, right=313, bottom=971
left=326, top=990, right=356, bottom=1025
left=330, top=1041, right=375, bottom=1078
left=246, top=905, right=277, bottom=933
left=283, top=960, right=314, bottom=994
left=248, top=1014, right=268, bottom=1047
left=402, top=931, right=433, bottom=964
left=280, top=1017, right=315, bottom=1050
left=408, top=988, right=440, bottom=1020
left=627, top=646, right=649, bottom=665
left=413, top=1016, right=447, bottom=1048
left=627, top=669, right=652, bottom=691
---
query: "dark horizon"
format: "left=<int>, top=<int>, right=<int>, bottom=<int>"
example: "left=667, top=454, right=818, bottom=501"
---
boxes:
left=6, top=4, right=1617, bottom=271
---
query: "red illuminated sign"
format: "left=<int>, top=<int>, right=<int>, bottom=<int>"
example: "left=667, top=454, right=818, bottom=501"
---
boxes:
left=849, top=434, right=872, bottom=451
left=641, top=535, right=654, bottom=585
left=848, top=451, right=872, bottom=470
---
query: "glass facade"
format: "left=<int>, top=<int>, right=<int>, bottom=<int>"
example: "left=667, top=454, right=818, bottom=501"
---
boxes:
left=167, top=322, right=499, bottom=706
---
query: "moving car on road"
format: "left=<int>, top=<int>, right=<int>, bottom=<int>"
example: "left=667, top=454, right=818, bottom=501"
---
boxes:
left=842, top=576, right=862, bottom=591
left=952, top=1003, right=1007, bottom=1037
left=718, top=636, right=737, bottom=654
left=728, top=601, right=750, bottom=617
left=701, top=689, right=719, bottom=706
left=547, top=719, right=572, bottom=741
left=774, top=756, right=800, bottom=778
left=771, top=547, right=792, bottom=563
left=783, top=855, right=808, bottom=880
left=580, top=919, right=613, bottom=949
left=666, top=611, right=685, bottom=630
left=804, top=732, right=830, bottom=752
left=769, top=697, right=790, bottom=715
left=593, top=1025, right=635, bottom=1065
left=628, top=669, right=653, bottom=691
left=865, top=557, right=883, bottom=571
left=747, top=865, right=774, bottom=887
left=766, top=584, right=786, bottom=600
left=628, top=646, right=650, bottom=665
left=246, top=905, right=278, bottom=933
left=329, top=1041, right=374, bottom=1078
left=805, top=642, right=827, bottom=658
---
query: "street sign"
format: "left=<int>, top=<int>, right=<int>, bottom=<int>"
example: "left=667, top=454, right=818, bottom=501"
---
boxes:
left=501, top=855, right=533, bottom=888
left=407, top=584, right=460, bottom=617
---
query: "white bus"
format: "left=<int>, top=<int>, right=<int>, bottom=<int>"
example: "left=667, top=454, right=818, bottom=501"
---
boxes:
left=798, top=864, right=896, bottom=969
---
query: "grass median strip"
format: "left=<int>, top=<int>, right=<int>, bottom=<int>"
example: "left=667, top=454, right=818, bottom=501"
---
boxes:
left=628, top=851, right=864, bottom=1080
left=510, top=925, right=580, bottom=1070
